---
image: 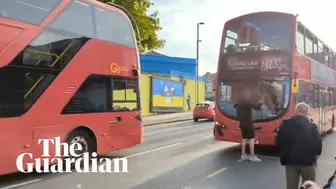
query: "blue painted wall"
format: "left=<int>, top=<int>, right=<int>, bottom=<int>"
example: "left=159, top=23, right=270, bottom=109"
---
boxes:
left=140, top=54, right=204, bottom=81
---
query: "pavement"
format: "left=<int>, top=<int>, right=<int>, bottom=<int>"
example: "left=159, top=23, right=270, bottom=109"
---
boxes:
left=0, top=120, right=335, bottom=189
left=142, top=111, right=193, bottom=126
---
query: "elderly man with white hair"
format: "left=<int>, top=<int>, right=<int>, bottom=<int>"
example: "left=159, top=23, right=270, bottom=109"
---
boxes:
left=276, top=102, right=322, bottom=189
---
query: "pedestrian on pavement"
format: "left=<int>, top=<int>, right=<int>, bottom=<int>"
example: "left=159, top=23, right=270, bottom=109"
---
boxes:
left=276, top=102, right=322, bottom=189
left=234, top=88, right=266, bottom=162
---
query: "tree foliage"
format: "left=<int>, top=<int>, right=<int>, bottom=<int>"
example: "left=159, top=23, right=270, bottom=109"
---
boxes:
left=97, top=0, right=165, bottom=53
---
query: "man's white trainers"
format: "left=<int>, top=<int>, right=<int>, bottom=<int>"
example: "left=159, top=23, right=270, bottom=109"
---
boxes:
left=241, top=153, right=249, bottom=160
left=249, top=155, right=261, bottom=162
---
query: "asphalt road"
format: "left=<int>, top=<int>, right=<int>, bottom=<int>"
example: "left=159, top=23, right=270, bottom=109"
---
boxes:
left=0, top=120, right=335, bottom=189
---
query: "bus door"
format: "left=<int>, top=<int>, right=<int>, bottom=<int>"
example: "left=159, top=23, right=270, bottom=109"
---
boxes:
left=318, top=86, right=325, bottom=133
left=320, top=87, right=330, bottom=133
left=311, top=84, right=321, bottom=133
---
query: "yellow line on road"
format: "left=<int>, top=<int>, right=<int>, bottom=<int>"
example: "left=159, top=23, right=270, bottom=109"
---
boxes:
left=206, top=167, right=227, bottom=178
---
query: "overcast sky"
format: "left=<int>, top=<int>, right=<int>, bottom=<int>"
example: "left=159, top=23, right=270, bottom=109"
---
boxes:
left=150, top=0, right=333, bottom=75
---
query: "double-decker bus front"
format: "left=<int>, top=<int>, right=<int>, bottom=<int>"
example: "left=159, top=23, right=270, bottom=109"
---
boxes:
left=214, top=12, right=296, bottom=145
left=0, top=0, right=142, bottom=175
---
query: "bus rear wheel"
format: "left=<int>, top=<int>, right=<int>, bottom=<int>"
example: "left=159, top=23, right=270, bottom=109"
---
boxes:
left=65, top=129, right=94, bottom=158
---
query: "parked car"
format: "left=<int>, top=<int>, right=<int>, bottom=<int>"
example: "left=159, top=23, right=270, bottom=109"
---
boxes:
left=193, top=101, right=215, bottom=122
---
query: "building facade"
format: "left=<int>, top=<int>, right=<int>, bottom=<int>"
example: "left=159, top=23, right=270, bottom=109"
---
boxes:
left=140, top=51, right=205, bottom=116
left=203, top=72, right=216, bottom=101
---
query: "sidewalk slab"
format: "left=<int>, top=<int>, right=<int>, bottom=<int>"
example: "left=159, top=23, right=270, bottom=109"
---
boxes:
left=143, top=112, right=193, bottom=126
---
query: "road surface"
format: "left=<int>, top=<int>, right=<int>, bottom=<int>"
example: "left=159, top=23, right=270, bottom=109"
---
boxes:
left=0, top=120, right=335, bottom=189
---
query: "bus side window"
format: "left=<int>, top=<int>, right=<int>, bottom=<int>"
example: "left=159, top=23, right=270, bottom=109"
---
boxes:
left=305, top=35, right=313, bottom=59
left=313, top=85, right=320, bottom=108
left=322, top=87, right=329, bottom=108
left=324, top=46, right=330, bottom=67
left=306, top=83, right=314, bottom=108
left=320, top=87, right=324, bottom=108
left=111, top=79, right=139, bottom=111
left=62, top=75, right=110, bottom=114
left=329, top=88, right=333, bottom=106
left=334, top=88, right=336, bottom=105
left=334, top=53, right=336, bottom=70
left=312, top=38, right=318, bottom=61
left=314, top=85, right=323, bottom=108
left=296, top=29, right=305, bottom=55
left=93, top=5, right=136, bottom=48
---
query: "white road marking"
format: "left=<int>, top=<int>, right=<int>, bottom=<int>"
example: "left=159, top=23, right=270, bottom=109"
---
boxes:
left=144, top=124, right=196, bottom=136
left=125, top=142, right=183, bottom=158
left=0, top=179, right=42, bottom=189
left=3, top=133, right=211, bottom=188
left=207, top=167, right=227, bottom=178
left=319, top=160, right=336, bottom=165
left=202, top=135, right=212, bottom=139
left=126, top=134, right=213, bottom=159
left=100, top=135, right=213, bottom=166
left=99, top=143, right=183, bottom=166
left=144, top=122, right=210, bottom=136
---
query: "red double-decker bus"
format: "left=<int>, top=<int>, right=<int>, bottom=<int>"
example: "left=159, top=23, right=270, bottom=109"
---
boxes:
left=0, top=0, right=142, bottom=175
left=213, top=11, right=336, bottom=145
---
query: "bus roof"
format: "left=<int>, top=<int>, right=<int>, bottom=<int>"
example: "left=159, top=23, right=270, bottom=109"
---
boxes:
left=224, top=11, right=295, bottom=25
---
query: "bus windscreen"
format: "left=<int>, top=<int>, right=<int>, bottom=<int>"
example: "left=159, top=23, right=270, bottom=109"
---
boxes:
left=223, top=14, right=293, bottom=53
left=217, top=76, right=290, bottom=121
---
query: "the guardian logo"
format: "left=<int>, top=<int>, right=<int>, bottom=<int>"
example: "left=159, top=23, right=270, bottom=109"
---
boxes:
left=16, top=137, right=128, bottom=173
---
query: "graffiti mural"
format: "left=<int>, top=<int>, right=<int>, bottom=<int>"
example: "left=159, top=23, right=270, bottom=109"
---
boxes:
left=151, top=77, right=184, bottom=113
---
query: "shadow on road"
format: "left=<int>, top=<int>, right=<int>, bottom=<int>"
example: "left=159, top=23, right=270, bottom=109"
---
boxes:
left=219, top=142, right=279, bottom=158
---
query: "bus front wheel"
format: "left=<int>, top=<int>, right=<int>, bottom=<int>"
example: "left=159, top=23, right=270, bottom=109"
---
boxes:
left=66, top=129, right=95, bottom=158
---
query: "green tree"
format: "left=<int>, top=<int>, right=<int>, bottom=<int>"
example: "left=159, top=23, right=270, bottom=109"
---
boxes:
left=98, top=0, right=165, bottom=53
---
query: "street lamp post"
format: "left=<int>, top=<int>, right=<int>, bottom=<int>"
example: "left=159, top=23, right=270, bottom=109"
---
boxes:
left=196, top=22, right=204, bottom=104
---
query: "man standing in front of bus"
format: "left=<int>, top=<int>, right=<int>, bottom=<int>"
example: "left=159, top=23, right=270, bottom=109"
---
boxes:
left=276, top=102, right=322, bottom=189
left=234, top=88, right=266, bottom=162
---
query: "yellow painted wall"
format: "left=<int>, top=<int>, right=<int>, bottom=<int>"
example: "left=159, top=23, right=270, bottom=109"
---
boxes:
left=140, top=73, right=205, bottom=116
left=140, top=74, right=152, bottom=116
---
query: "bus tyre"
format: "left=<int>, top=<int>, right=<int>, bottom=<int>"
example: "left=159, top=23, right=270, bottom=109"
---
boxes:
left=193, top=118, right=198, bottom=122
left=65, top=130, right=94, bottom=159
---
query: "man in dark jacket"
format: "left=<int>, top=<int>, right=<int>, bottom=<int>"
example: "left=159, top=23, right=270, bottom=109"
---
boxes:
left=234, top=88, right=266, bottom=162
left=276, top=102, right=322, bottom=189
